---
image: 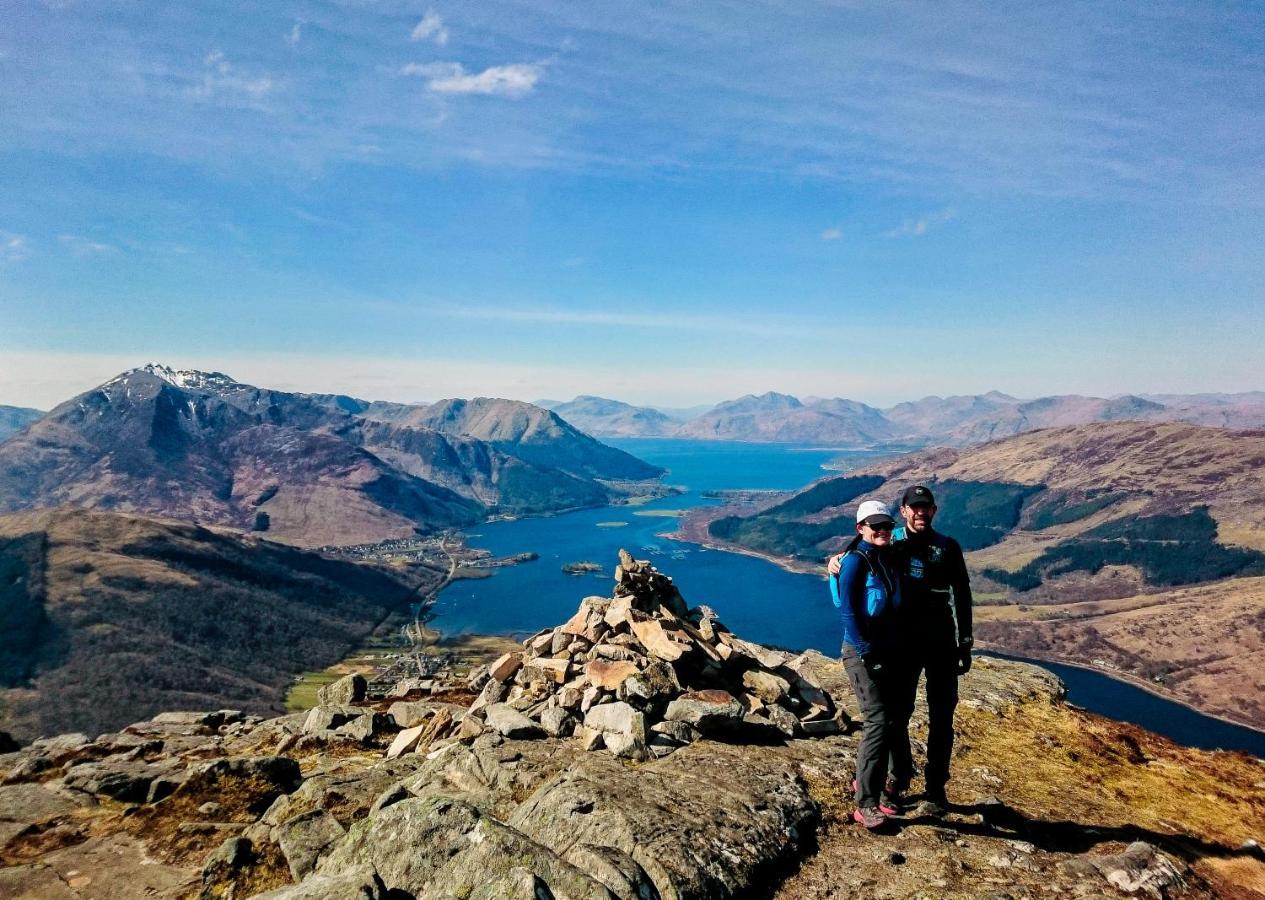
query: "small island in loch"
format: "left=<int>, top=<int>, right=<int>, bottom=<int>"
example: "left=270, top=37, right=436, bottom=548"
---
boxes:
left=561, top=560, right=603, bottom=575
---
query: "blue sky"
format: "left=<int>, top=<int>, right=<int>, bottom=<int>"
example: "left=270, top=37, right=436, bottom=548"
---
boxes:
left=2, top=1, right=1263, bottom=408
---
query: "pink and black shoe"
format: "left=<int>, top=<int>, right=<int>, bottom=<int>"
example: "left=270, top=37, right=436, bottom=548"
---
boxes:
left=852, top=805, right=888, bottom=830
left=852, top=778, right=902, bottom=816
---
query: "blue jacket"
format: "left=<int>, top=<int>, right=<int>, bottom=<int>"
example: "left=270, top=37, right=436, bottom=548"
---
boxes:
left=831, top=538, right=902, bottom=656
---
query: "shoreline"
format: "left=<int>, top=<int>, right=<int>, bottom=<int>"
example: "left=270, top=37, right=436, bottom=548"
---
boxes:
left=980, top=646, right=1265, bottom=738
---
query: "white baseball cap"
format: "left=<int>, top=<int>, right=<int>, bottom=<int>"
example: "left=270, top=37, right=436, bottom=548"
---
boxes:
left=856, top=500, right=895, bottom=526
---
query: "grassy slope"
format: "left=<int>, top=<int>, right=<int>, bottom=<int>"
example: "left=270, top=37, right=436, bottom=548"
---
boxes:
left=976, top=576, right=1265, bottom=728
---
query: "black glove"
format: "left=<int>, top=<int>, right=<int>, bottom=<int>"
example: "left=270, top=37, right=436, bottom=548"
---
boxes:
left=861, top=650, right=885, bottom=675
left=956, top=638, right=973, bottom=675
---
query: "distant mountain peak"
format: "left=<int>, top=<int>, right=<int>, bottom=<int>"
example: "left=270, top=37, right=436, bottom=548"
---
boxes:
left=718, top=392, right=803, bottom=412
left=756, top=391, right=801, bottom=405
left=119, top=363, right=240, bottom=392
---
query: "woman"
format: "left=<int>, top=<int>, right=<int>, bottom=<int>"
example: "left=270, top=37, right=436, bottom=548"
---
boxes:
left=831, top=499, right=903, bottom=830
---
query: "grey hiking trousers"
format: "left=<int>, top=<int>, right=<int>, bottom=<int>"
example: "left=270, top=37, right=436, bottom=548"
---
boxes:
left=842, top=648, right=905, bottom=808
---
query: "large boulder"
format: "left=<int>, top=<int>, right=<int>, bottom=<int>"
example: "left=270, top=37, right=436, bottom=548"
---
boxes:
left=484, top=704, right=546, bottom=740
left=1060, top=841, right=1187, bottom=897
left=316, top=794, right=615, bottom=898
left=508, top=738, right=817, bottom=898
left=664, top=691, right=745, bottom=735
left=275, top=809, right=346, bottom=879
left=582, top=702, right=646, bottom=740
left=61, top=760, right=162, bottom=804
left=317, top=674, right=367, bottom=707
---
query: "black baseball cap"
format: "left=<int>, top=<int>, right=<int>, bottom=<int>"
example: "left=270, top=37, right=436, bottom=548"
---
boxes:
left=900, top=485, right=935, bottom=507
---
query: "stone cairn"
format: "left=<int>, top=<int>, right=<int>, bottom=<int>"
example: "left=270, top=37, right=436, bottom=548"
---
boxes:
left=451, top=549, right=842, bottom=761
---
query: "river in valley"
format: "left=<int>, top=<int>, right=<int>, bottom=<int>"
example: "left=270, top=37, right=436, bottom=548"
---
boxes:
left=430, top=438, right=1265, bottom=758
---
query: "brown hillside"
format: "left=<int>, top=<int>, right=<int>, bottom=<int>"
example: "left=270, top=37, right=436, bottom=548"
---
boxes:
left=859, top=421, right=1265, bottom=531
left=0, top=508, right=431, bottom=742
left=976, top=576, right=1265, bottom=728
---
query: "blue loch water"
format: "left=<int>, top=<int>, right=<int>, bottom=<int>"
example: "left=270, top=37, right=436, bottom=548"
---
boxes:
left=432, top=439, right=879, bottom=646
left=431, top=438, right=1265, bottom=757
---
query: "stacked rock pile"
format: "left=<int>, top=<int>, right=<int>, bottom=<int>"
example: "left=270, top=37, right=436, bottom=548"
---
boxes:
left=457, top=549, right=843, bottom=760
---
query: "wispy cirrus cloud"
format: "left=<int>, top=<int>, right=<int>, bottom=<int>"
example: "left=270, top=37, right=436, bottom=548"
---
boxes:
left=399, top=62, right=541, bottom=98
left=285, top=23, right=302, bottom=47
left=388, top=301, right=819, bottom=338
left=820, top=227, right=843, bottom=241
left=189, top=50, right=274, bottom=102
left=410, top=11, right=449, bottom=46
left=1, top=233, right=31, bottom=263
left=58, top=235, right=116, bottom=256
left=883, top=207, right=956, bottom=239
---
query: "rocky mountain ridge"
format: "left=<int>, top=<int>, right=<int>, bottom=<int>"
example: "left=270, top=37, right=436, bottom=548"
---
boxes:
left=0, top=365, right=664, bottom=547
left=1, top=554, right=1261, bottom=898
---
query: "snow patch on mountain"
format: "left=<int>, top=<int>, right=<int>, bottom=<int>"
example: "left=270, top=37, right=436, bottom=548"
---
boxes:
left=113, top=363, right=240, bottom=391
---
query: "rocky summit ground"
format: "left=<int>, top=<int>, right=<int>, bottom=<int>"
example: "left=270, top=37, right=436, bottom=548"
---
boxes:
left=1, top=555, right=1263, bottom=899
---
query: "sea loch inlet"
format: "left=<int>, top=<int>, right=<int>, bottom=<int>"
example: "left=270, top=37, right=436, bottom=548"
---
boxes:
left=436, top=438, right=1265, bottom=758
left=433, top=439, right=870, bottom=643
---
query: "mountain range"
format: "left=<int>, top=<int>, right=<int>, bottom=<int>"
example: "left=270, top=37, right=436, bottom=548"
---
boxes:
left=0, top=365, right=664, bottom=547
left=542, top=389, right=1265, bottom=446
left=13, top=385, right=1265, bottom=450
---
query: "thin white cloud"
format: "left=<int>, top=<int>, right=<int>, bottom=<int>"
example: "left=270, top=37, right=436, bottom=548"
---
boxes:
left=400, top=62, right=541, bottom=98
left=882, top=207, right=956, bottom=239
left=190, top=50, right=273, bottom=101
left=410, top=11, right=449, bottom=46
left=1, top=233, right=30, bottom=263
left=820, top=227, right=843, bottom=241
left=285, top=23, right=302, bottom=46
left=58, top=234, right=116, bottom=256
left=383, top=301, right=818, bottom=339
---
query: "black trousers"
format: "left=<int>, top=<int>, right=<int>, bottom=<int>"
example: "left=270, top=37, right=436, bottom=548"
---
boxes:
left=843, top=649, right=908, bottom=808
left=890, top=641, right=959, bottom=795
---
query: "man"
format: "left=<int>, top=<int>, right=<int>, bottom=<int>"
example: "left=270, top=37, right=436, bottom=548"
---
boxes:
left=830, top=484, right=974, bottom=814
left=832, top=500, right=904, bottom=830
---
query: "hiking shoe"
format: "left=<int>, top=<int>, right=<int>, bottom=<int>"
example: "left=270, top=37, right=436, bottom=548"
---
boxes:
left=852, top=806, right=889, bottom=830
left=915, top=791, right=948, bottom=818
left=852, top=778, right=902, bottom=815
left=882, top=777, right=908, bottom=813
